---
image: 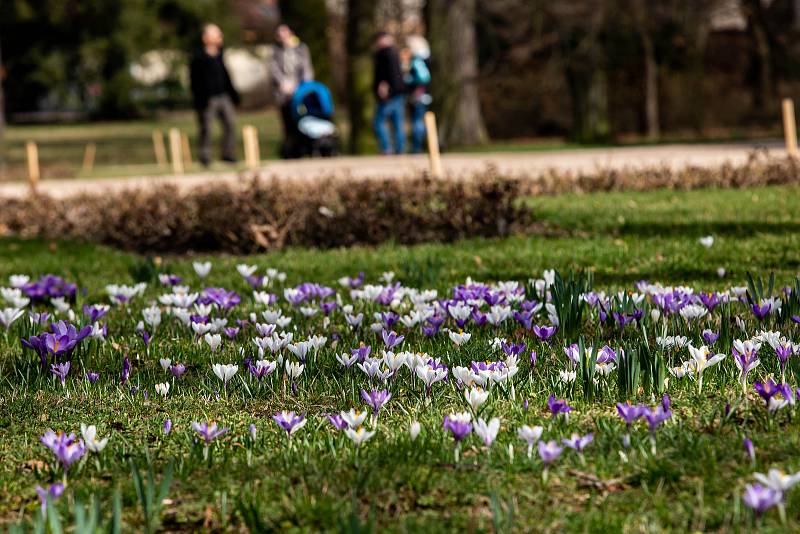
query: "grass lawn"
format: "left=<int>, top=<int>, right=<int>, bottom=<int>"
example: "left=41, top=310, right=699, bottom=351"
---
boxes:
left=1, top=185, right=800, bottom=531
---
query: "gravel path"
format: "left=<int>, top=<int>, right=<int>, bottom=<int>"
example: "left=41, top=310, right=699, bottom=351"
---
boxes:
left=0, top=141, right=783, bottom=199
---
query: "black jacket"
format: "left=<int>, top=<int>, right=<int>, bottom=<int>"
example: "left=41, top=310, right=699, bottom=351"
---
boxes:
left=373, top=46, right=405, bottom=99
left=190, top=47, right=240, bottom=110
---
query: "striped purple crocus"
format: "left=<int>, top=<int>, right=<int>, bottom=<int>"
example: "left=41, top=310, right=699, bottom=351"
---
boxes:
left=192, top=421, right=228, bottom=444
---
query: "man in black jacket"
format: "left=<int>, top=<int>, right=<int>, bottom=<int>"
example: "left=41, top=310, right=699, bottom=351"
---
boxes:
left=372, top=32, right=406, bottom=155
left=190, top=23, right=240, bottom=166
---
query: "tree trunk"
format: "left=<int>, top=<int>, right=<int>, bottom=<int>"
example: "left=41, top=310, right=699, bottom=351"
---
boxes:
left=642, top=31, right=660, bottom=140
left=742, top=0, right=773, bottom=116
left=425, top=0, right=489, bottom=148
left=345, top=0, right=376, bottom=154
left=565, top=56, right=610, bottom=144
left=0, top=40, right=5, bottom=178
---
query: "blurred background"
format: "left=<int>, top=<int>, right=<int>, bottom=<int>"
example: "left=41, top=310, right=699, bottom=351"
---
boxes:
left=1, top=0, right=800, bottom=180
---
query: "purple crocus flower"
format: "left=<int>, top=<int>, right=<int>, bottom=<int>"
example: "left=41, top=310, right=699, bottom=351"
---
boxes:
left=501, top=341, right=526, bottom=357
left=443, top=414, right=472, bottom=443
left=169, top=363, right=186, bottom=378
left=513, top=310, right=533, bottom=330
left=163, top=419, right=172, bottom=435
left=50, top=361, right=70, bottom=386
left=200, top=287, right=241, bottom=311
left=350, top=345, right=371, bottom=362
left=537, top=440, right=564, bottom=465
left=120, top=356, right=131, bottom=385
left=702, top=329, right=719, bottom=346
left=751, top=302, right=773, bottom=321
left=529, top=350, right=537, bottom=369
left=547, top=395, right=573, bottom=417
left=223, top=327, right=240, bottom=340
left=273, top=411, right=306, bottom=437
left=562, top=433, right=594, bottom=453
left=381, top=330, right=404, bottom=350
left=40, top=429, right=86, bottom=470
left=320, top=301, right=338, bottom=315
left=35, top=483, right=65, bottom=516
left=326, top=414, right=348, bottom=430
left=743, top=437, right=755, bottom=462
left=533, top=324, right=557, bottom=341
left=82, top=304, right=109, bottom=323
left=754, top=378, right=781, bottom=405
left=361, top=388, right=392, bottom=417
left=642, top=404, right=672, bottom=434
left=774, top=343, right=793, bottom=380
left=85, top=371, right=99, bottom=383
left=192, top=421, right=228, bottom=444
left=742, top=484, right=782, bottom=515
left=139, top=330, right=151, bottom=347
left=616, top=402, right=643, bottom=428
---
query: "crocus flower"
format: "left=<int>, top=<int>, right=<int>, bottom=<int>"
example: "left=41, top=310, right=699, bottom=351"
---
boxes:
left=50, top=362, right=70, bottom=387
left=155, top=382, right=170, bottom=398
left=518, top=425, right=543, bottom=458
left=169, top=363, right=186, bottom=378
left=163, top=419, right=172, bottom=435
left=687, top=344, right=725, bottom=393
left=80, top=424, right=109, bottom=453
left=733, top=340, right=761, bottom=392
left=360, top=388, right=392, bottom=420
left=381, top=330, right=404, bottom=350
left=533, top=324, right=557, bottom=341
left=742, top=484, right=782, bottom=516
left=743, top=437, right=755, bottom=463
left=40, top=429, right=86, bottom=471
left=753, top=468, right=800, bottom=494
left=344, top=426, right=376, bottom=447
left=443, top=412, right=472, bottom=442
left=85, top=371, right=99, bottom=383
left=35, top=483, right=65, bottom=516
left=562, top=432, right=593, bottom=453
left=701, top=329, right=719, bottom=346
left=774, top=342, right=793, bottom=382
left=326, top=414, right=348, bottom=430
left=547, top=395, right=573, bottom=417
left=409, top=421, right=421, bottom=441
left=473, top=417, right=501, bottom=448
left=448, top=330, right=471, bottom=346
left=120, top=356, right=131, bottom=385
left=465, top=387, right=489, bottom=413
left=273, top=411, right=306, bottom=437
left=192, top=421, right=228, bottom=444
left=212, top=363, right=238, bottom=387
left=537, top=440, right=563, bottom=465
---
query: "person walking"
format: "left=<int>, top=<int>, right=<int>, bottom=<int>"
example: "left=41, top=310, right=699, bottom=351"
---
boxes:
left=372, top=32, right=406, bottom=155
left=401, top=35, right=432, bottom=154
left=269, top=24, right=314, bottom=158
left=190, top=23, right=240, bottom=166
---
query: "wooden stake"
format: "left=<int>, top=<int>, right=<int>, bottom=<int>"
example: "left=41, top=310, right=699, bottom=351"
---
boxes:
left=82, top=142, right=96, bottom=173
left=783, top=98, right=798, bottom=158
left=181, top=131, right=192, bottom=166
left=243, top=125, right=260, bottom=169
left=152, top=130, right=167, bottom=168
left=168, top=128, right=184, bottom=175
left=26, top=141, right=39, bottom=193
left=424, top=111, right=443, bottom=178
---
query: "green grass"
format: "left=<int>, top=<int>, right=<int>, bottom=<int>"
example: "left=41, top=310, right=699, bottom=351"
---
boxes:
left=1, top=185, right=800, bottom=531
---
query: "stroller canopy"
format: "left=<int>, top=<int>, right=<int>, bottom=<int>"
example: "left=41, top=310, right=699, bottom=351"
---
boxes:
left=290, top=81, right=334, bottom=122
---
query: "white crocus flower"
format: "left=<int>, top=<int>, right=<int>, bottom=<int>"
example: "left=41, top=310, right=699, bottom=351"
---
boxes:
left=344, top=426, right=376, bottom=447
left=285, top=360, right=305, bottom=380
left=698, top=235, right=714, bottom=248
left=465, top=387, right=489, bottom=413
left=237, top=264, right=257, bottom=278
left=341, top=409, right=368, bottom=429
left=517, top=425, right=543, bottom=458
left=81, top=424, right=109, bottom=453
left=193, top=261, right=212, bottom=278
left=212, top=363, right=238, bottom=385
left=9, top=274, right=30, bottom=288
left=204, top=333, right=222, bottom=352
left=0, top=307, right=24, bottom=329
left=754, top=469, right=800, bottom=493
left=448, top=330, right=472, bottom=346
left=159, top=358, right=171, bottom=371
left=155, top=382, right=170, bottom=398
left=473, top=417, right=501, bottom=448
left=687, top=344, right=725, bottom=392
left=409, top=421, right=421, bottom=441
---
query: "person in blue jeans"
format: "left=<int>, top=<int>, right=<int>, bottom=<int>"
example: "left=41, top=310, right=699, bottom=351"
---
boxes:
left=401, top=36, right=432, bottom=154
left=372, top=32, right=406, bottom=155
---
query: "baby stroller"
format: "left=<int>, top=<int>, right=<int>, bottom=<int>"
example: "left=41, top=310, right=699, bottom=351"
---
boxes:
left=282, top=80, right=339, bottom=158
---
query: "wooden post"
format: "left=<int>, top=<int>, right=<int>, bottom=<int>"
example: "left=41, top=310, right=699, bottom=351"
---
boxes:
left=424, top=111, right=443, bottom=178
left=243, top=125, right=260, bottom=169
left=26, top=141, right=39, bottom=193
left=181, top=131, right=192, bottom=166
left=152, top=130, right=167, bottom=168
left=82, top=142, right=96, bottom=173
left=168, top=128, right=184, bottom=175
left=783, top=98, right=798, bottom=158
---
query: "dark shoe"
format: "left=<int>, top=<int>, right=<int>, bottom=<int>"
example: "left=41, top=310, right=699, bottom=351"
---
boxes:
left=222, top=156, right=237, bottom=164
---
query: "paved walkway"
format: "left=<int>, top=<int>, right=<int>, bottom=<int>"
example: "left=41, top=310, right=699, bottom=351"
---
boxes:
left=0, top=141, right=784, bottom=199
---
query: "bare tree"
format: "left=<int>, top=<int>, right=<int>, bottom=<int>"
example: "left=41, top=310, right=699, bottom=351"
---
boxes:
left=0, top=40, right=5, bottom=178
left=425, top=0, right=488, bottom=147
left=346, top=0, right=377, bottom=153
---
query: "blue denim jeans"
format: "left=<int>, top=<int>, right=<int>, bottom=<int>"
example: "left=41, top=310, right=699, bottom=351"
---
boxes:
left=410, top=101, right=427, bottom=153
left=374, top=95, right=406, bottom=154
